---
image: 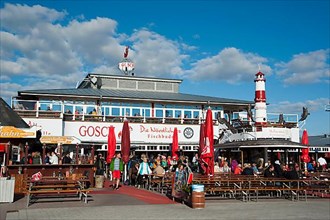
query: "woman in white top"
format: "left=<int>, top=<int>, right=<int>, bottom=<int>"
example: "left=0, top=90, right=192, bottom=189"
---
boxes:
left=137, top=157, right=152, bottom=188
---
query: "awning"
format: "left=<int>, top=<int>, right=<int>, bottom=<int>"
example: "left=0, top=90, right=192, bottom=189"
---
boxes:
left=215, top=139, right=305, bottom=149
left=40, top=136, right=81, bottom=144
left=0, top=126, right=36, bottom=138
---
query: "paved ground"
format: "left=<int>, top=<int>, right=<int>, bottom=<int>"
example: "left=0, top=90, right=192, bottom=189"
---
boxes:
left=3, top=199, right=330, bottom=220
left=1, top=185, right=329, bottom=220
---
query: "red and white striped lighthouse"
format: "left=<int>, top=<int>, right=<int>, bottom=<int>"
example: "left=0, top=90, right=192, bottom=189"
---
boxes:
left=254, top=70, right=267, bottom=126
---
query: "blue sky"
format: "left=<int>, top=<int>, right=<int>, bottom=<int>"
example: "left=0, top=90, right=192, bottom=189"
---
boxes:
left=0, top=0, right=329, bottom=136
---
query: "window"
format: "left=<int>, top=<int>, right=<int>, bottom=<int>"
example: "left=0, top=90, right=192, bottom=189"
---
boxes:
left=175, top=110, right=182, bottom=118
left=193, top=111, right=200, bottom=118
left=143, top=109, right=150, bottom=117
left=112, top=108, right=120, bottom=116
left=155, top=109, right=163, bottom=117
left=132, top=108, right=141, bottom=116
left=184, top=111, right=192, bottom=118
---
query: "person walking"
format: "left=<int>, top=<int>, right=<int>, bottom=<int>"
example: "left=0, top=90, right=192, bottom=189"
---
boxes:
left=137, top=157, right=152, bottom=188
left=109, top=152, right=124, bottom=190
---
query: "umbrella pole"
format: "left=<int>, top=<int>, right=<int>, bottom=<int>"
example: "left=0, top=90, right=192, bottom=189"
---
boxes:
left=298, top=148, right=301, bottom=173
left=124, top=164, right=127, bottom=182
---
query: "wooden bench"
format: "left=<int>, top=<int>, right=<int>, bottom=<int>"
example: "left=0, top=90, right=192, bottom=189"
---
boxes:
left=194, top=178, right=330, bottom=202
left=26, top=188, right=91, bottom=207
left=26, top=177, right=92, bottom=207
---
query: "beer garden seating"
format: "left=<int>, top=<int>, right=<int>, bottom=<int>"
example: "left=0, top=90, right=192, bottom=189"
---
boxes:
left=148, top=172, right=330, bottom=202
left=24, top=174, right=92, bottom=207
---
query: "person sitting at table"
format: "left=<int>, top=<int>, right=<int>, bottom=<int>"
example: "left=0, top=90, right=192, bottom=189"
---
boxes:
left=44, top=152, right=51, bottom=164
left=153, top=161, right=165, bottom=177
left=49, top=151, right=59, bottom=164
left=251, top=162, right=259, bottom=175
left=274, top=160, right=284, bottom=178
left=315, top=162, right=323, bottom=172
left=234, top=164, right=242, bottom=174
left=160, top=155, right=168, bottom=171
left=264, top=165, right=275, bottom=178
left=242, top=163, right=254, bottom=175
left=32, top=152, right=42, bottom=164
left=220, top=161, right=230, bottom=173
left=214, top=162, right=221, bottom=174
left=283, top=166, right=299, bottom=180
left=62, top=152, right=72, bottom=164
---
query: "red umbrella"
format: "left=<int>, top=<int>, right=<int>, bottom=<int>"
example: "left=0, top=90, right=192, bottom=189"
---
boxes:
left=301, top=129, right=309, bottom=145
left=172, top=127, right=179, bottom=159
left=121, top=120, right=131, bottom=164
left=106, top=126, right=116, bottom=163
left=301, top=129, right=310, bottom=163
left=201, top=108, right=214, bottom=175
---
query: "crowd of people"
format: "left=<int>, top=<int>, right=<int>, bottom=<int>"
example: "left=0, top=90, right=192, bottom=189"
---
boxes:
left=93, top=152, right=193, bottom=190
left=92, top=152, right=329, bottom=190
left=213, top=155, right=329, bottom=180
left=19, top=150, right=74, bottom=165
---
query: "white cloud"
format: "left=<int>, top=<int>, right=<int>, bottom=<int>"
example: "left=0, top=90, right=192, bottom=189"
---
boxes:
left=0, top=4, right=191, bottom=102
left=64, top=17, right=120, bottom=65
left=0, top=82, right=25, bottom=103
left=275, top=49, right=330, bottom=84
left=0, top=3, right=66, bottom=34
left=187, top=47, right=271, bottom=83
left=267, top=98, right=329, bottom=114
left=129, top=29, right=186, bottom=77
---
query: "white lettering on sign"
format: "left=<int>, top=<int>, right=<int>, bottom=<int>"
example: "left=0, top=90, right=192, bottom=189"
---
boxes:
left=140, top=125, right=179, bottom=134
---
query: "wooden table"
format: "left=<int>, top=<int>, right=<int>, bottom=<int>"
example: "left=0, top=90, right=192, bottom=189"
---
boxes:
left=26, top=177, right=91, bottom=207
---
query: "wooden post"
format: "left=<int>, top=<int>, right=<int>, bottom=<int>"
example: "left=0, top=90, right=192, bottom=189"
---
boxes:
left=42, top=144, right=46, bottom=164
left=240, top=150, right=244, bottom=166
left=75, top=144, right=79, bottom=164
left=24, top=143, right=28, bottom=165
left=91, top=144, right=95, bottom=165
left=58, top=144, right=62, bottom=165
left=285, top=149, right=288, bottom=166
left=298, top=148, right=301, bottom=173
left=264, top=147, right=268, bottom=166
left=4, top=142, right=10, bottom=166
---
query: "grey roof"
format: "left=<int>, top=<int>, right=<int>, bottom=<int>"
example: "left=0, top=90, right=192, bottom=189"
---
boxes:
left=215, top=139, right=305, bottom=149
left=85, top=73, right=183, bottom=83
left=0, top=97, right=30, bottom=128
left=308, top=135, right=330, bottom=147
left=17, top=88, right=253, bottom=105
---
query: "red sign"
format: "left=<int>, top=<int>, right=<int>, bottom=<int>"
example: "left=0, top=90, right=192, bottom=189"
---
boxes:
left=0, top=143, right=6, bottom=153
